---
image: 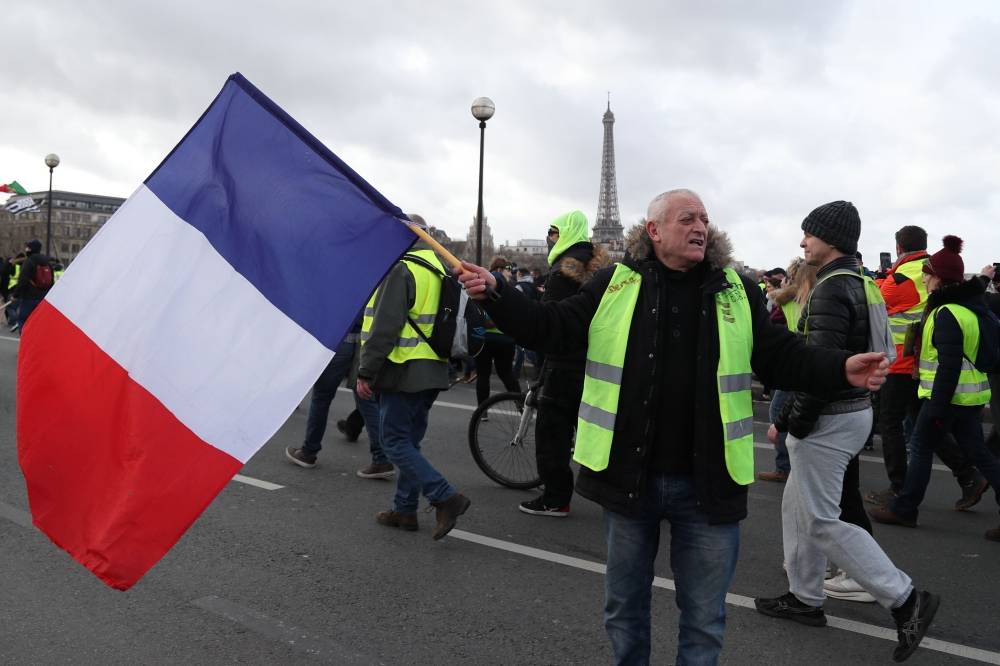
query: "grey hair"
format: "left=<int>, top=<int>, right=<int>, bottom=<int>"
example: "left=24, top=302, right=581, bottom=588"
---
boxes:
left=406, top=213, right=428, bottom=229
left=644, top=188, right=702, bottom=222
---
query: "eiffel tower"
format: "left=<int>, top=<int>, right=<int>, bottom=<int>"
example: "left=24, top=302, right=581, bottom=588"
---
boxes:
left=592, top=98, right=624, bottom=246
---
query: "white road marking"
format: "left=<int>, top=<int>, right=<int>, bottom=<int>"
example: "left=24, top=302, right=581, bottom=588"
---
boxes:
left=232, top=474, right=284, bottom=490
left=0, top=335, right=20, bottom=343
left=448, top=529, right=1000, bottom=665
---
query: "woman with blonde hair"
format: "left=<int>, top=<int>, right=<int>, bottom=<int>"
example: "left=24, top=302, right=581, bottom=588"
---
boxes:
left=758, top=258, right=819, bottom=482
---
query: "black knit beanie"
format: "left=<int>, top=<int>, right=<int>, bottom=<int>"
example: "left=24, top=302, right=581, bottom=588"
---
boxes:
left=800, top=201, right=861, bottom=256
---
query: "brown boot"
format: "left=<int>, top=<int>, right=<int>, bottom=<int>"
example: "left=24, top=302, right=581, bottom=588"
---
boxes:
left=868, top=505, right=918, bottom=528
left=430, top=493, right=471, bottom=540
left=985, top=525, right=1000, bottom=542
left=757, top=470, right=789, bottom=483
left=375, top=510, right=418, bottom=531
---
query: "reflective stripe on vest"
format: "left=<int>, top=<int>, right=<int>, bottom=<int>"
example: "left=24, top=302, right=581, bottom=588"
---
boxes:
left=917, top=303, right=991, bottom=406
left=780, top=300, right=801, bottom=333
left=360, top=249, right=445, bottom=363
left=887, top=259, right=928, bottom=344
left=573, top=265, right=756, bottom=485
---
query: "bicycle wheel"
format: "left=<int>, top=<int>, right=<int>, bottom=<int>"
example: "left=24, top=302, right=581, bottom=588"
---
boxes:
left=468, top=391, right=541, bottom=489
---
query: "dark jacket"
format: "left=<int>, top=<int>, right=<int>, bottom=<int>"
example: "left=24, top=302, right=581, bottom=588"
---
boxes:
left=14, top=253, right=53, bottom=301
left=543, top=241, right=610, bottom=367
left=920, top=277, right=992, bottom=419
left=483, top=224, right=851, bottom=523
left=776, top=256, right=871, bottom=439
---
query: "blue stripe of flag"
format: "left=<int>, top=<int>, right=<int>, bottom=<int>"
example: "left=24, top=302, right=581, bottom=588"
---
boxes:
left=145, top=73, right=415, bottom=350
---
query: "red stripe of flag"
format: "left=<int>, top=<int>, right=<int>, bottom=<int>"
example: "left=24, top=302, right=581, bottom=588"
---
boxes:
left=17, top=301, right=243, bottom=590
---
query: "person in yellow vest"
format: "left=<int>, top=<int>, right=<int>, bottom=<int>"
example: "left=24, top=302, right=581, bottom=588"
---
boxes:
left=866, top=226, right=984, bottom=510
left=357, top=214, right=470, bottom=540
left=457, top=189, right=890, bottom=666
left=755, top=202, right=938, bottom=662
left=871, top=236, right=1000, bottom=543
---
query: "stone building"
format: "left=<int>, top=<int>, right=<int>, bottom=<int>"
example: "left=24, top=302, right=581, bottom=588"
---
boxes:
left=0, top=190, right=125, bottom=265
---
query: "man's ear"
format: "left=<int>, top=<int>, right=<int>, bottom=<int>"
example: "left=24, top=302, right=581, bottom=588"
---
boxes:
left=645, top=218, right=659, bottom=243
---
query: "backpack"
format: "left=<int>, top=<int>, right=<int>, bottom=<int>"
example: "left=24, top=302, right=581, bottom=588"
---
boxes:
left=805, top=269, right=897, bottom=365
left=968, top=308, right=1000, bottom=373
left=30, top=261, right=54, bottom=290
left=401, top=254, right=486, bottom=359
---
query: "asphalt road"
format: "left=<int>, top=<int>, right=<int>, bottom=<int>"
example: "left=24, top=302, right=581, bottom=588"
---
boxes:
left=1, top=333, right=999, bottom=665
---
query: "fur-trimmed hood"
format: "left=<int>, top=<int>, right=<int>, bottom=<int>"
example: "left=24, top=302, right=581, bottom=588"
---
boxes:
left=556, top=243, right=612, bottom=285
left=623, top=222, right=734, bottom=272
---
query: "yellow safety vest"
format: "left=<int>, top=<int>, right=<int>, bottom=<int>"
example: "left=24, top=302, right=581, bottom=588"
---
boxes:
left=887, top=258, right=928, bottom=345
left=780, top=300, right=801, bottom=333
left=917, top=304, right=991, bottom=406
left=574, top=264, right=756, bottom=484
left=9, top=264, right=21, bottom=291
left=361, top=249, right=445, bottom=364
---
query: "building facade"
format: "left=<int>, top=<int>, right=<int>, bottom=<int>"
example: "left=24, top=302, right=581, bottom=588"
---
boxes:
left=1, top=190, right=125, bottom=265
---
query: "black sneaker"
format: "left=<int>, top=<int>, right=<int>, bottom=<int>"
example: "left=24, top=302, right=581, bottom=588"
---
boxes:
left=891, top=590, right=940, bottom=662
left=754, top=592, right=826, bottom=627
left=285, top=446, right=317, bottom=468
left=518, top=497, right=570, bottom=517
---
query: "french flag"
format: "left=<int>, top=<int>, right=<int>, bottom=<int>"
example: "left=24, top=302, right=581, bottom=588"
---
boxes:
left=16, top=73, right=416, bottom=590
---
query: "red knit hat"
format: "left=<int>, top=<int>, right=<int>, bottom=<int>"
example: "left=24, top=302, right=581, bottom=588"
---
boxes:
left=922, top=235, right=964, bottom=283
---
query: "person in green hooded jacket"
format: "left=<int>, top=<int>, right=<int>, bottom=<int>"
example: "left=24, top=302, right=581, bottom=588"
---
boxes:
left=519, top=210, right=609, bottom=517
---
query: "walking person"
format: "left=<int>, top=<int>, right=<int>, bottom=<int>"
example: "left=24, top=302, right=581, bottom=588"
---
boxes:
left=870, top=237, right=1000, bottom=542
left=12, top=240, right=54, bottom=332
left=359, top=214, right=469, bottom=539
left=867, top=226, right=985, bottom=509
left=755, top=201, right=938, bottom=663
left=458, top=189, right=891, bottom=666
left=759, top=258, right=817, bottom=483
left=474, top=256, right=522, bottom=409
left=285, top=312, right=394, bottom=479
left=519, top=211, right=608, bottom=517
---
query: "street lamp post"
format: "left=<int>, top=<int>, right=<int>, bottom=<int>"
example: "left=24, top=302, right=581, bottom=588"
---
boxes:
left=470, top=97, right=495, bottom=266
left=44, top=153, right=60, bottom=257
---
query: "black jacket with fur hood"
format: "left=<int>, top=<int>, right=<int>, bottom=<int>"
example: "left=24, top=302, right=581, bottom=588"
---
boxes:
left=543, top=241, right=610, bottom=367
left=483, top=224, right=851, bottom=522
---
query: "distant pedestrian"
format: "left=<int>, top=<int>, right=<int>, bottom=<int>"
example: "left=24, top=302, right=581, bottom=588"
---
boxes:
left=474, top=256, right=522, bottom=407
left=13, top=239, right=54, bottom=332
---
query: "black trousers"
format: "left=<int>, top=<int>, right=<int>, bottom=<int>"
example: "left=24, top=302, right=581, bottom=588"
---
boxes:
left=877, top=373, right=975, bottom=491
left=839, top=455, right=872, bottom=534
left=475, top=339, right=521, bottom=404
left=534, top=364, right=584, bottom=506
left=988, top=374, right=1000, bottom=457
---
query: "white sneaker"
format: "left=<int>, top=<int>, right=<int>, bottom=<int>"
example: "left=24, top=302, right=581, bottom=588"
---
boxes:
left=823, top=571, right=876, bottom=603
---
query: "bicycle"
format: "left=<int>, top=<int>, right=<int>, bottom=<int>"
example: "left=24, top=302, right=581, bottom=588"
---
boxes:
left=468, top=380, right=542, bottom=489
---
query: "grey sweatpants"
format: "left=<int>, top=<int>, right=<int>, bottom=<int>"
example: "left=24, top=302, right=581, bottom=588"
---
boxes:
left=783, top=409, right=913, bottom=608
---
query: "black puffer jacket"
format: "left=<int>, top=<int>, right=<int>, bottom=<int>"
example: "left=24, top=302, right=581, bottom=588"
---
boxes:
left=776, top=256, right=870, bottom=439
left=483, top=224, right=851, bottom=522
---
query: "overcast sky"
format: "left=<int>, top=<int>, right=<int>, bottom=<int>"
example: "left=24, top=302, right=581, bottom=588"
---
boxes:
left=4, top=1, right=1000, bottom=271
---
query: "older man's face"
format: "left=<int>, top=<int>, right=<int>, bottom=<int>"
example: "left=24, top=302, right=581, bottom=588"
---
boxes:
left=646, top=193, right=709, bottom=271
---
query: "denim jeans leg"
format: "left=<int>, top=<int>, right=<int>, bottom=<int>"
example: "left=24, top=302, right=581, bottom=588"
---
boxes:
left=666, top=476, right=739, bottom=666
left=604, top=504, right=660, bottom=666
left=301, top=340, right=356, bottom=455
left=354, top=390, right=387, bottom=465
left=769, top=391, right=791, bottom=473
left=379, top=389, right=454, bottom=514
left=892, top=402, right=945, bottom=519
left=950, top=406, right=1000, bottom=512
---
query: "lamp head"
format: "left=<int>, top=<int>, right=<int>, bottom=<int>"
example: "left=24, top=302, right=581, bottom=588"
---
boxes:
left=471, top=97, right=495, bottom=122
left=45, top=153, right=60, bottom=169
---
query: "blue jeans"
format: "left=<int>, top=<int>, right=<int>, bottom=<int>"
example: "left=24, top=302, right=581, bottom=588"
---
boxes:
left=379, top=389, right=455, bottom=514
left=604, top=474, right=740, bottom=666
left=893, top=401, right=1000, bottom=519
left=302, top=340, right=356, bottom=455
left=768, top=390, right=790, bottom=473
left=354, top=390, right=388, bottom=465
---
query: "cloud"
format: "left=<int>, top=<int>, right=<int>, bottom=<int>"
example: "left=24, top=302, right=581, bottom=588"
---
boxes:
left=2, top=1, right=998, bottom=270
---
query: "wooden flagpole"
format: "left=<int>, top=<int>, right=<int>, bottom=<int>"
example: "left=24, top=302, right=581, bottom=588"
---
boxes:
left=406, top=223, right=465, bottom=272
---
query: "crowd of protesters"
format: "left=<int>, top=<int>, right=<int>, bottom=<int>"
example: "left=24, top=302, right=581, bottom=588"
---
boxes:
left=267, top=194, right=997, bottom=665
